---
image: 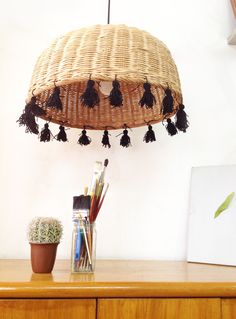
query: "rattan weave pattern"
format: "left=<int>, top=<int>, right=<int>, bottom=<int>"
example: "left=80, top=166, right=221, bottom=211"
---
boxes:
left=27, top=24, right=182, bottom=130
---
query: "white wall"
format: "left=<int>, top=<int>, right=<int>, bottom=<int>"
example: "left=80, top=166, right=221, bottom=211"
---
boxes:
left=0, top=0, right=235, bottom=260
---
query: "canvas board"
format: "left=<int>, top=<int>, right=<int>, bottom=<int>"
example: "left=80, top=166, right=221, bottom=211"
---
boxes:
left=187, top=165, right=236, bottom=266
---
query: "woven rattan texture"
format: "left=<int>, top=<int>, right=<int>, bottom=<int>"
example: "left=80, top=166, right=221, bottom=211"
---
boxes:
left=28, top=24, right=182, bottom=130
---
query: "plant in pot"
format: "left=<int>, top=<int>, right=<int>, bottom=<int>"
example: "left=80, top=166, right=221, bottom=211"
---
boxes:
left=28, top=217, right=63, bottom=273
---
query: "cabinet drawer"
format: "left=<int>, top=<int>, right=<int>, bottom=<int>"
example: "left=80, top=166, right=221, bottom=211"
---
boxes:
left=222, top=299, right=236, bottom=319
left=98, top=298, right=220, bottom=319
left=0, top=299, right=96, bottom=319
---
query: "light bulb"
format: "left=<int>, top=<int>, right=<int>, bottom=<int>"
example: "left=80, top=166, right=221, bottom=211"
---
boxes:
left=99, top=81, right=113, bottom=96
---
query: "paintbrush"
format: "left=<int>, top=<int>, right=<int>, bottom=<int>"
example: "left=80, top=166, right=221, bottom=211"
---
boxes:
left=99, top=159, right=109, bottom=184
left=89, top=161, right=103, bottom=195
left=79, top=215, right=92, bottom=270
left=73, top=195, right=91, bottom=220
left=89, top=159, right=109, bottom=222
left=72, top=195, right=91, bottom=270
left=91, top=159, right=109, bottom=221
left=93, top=183, right=109, bottom=221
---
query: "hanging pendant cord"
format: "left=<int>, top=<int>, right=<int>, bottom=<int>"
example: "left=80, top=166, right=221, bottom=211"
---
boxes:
left=107, top=0, right=111, bottom=24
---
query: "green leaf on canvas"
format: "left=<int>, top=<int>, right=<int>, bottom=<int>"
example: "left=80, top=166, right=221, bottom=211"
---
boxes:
left=214, top=192, right=235, bottom=219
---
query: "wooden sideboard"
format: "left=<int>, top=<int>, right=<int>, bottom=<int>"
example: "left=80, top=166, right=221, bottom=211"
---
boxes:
left=1, top=259, right=236, bottom=318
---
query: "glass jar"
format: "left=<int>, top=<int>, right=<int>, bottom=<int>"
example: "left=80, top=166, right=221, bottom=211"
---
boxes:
left=71, top=221, right=96, bottom=273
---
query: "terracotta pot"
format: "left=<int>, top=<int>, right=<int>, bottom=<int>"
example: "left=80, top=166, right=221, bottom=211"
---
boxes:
left=30, top=243, right=59, bottom=273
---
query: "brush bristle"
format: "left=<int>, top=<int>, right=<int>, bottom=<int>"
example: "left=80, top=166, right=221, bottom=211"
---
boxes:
left=73, top=195, right=91, bottom=210
left=104, top=159, right=109, bottom=167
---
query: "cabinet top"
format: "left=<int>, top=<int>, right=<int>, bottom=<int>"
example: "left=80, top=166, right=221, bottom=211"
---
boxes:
left=1, top=259, right=236, bottom=298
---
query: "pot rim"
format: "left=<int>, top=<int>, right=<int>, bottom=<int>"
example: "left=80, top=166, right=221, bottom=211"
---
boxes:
left=29, top=242, right=60, bottom=245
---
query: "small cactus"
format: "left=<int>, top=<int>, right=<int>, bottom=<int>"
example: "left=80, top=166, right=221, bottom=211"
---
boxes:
left=28, top=217, right=63, bottom=243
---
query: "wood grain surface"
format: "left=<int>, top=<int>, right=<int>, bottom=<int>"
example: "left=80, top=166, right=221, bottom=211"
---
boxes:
left=0, top=260, right=236, bottom=298
left=98, top=298, right=221, bottom=319
left=222, top=299, right=236, bottom=319
left=0, top=299, right=95, bottom=319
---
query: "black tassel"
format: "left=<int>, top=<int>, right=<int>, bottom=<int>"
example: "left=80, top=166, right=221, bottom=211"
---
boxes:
left=144, top=125, right=156, bottom=143
left=80, top=79, right=100, bottom=108
left=17, top=95, right=47, bottom=135
left=29, top=96, right=47, bottom=117
left=19, top=96, right=46, bottom=118
left=102, top=130, right=111, bottom=148
left=46, top=87, right=63, bottom=110
left=120, top=129, right=131, bottom=147
left=139, top=82, right=156, bottom=108
left=40, top=123, right=54, bottom=142
left=17, top=104, right=39, bottom=134
left=78, top=129, right=91, bottom=146
left=175, top=104, right=189, bottom=132
left=56, top=125, right=68, bottom=142
left=109, top=79, right=123, bottom=107
left=166, top=118, right=178, bottom=136
left=162, top=87, right=174, bottom=115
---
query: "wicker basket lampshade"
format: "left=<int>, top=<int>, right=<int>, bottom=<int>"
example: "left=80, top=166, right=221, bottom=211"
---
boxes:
left=18, top=24, right=189, bottom=145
